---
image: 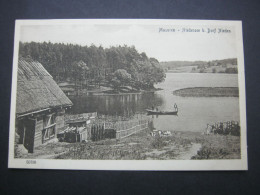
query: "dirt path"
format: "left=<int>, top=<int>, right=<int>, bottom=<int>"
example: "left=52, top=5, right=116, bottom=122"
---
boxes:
left=177, top=143, right=202, bottom=160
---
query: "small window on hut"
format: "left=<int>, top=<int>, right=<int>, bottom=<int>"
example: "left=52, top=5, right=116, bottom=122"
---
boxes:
left=42, top=114, right=56, bottom=143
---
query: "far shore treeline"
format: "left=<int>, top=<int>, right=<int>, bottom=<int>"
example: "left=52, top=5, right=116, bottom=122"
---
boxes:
left=19, top=42, right=166, bottom=91
left=161, top=58, right=238, bottom=73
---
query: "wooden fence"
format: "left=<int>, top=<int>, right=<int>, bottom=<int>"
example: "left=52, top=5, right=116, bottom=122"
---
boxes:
left=90, top=118, right=152, bottom=141
left=115, top=119, right=150, bottom=139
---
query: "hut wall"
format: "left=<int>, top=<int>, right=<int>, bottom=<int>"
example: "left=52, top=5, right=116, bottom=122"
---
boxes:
left=34, top=116, right=43, bottom=147
left=32, top=109, right=66, bottom=148
left=55, top=109, right=66, bottom=135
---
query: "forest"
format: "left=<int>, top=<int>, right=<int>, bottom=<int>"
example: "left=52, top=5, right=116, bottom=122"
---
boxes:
left=19, top=42, right=165, bottom=91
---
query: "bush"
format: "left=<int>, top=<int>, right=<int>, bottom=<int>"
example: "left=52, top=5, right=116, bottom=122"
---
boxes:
left=225, top=67, right=238, bottom=74
left=191, top=147, right=230, bottom=159
left=151, top=136, right=167, bottom=149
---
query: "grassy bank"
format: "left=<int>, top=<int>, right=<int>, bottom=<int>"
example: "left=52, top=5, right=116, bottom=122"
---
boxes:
left=18, top=129, right=240, bottom=160
left=65, top=85, right=162, bottom=96
left=172, top=87, right=239, bottom=97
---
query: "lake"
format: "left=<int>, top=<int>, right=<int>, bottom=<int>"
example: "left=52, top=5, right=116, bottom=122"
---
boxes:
left=70, top=73, right=240, bottom=132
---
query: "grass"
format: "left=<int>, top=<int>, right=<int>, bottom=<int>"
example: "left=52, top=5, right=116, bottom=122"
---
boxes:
left=192, top=134, right=241, bottom=159
left=16, top=128, right=241, bottom=160
left=172, top=87, right=239, bottom=97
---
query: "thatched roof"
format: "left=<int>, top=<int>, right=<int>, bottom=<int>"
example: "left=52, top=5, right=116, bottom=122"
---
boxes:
left=16, top=58, right=73, bottom=116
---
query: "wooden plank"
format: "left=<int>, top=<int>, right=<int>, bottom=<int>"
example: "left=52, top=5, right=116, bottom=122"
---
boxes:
left=43, top=123, right=56, bottom=130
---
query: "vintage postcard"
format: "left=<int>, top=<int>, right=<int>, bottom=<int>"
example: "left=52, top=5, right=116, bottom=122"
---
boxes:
left=8, top=19, right=247, bottom=170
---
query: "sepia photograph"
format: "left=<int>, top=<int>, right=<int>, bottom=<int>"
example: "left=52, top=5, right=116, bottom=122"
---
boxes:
left=8, top=19, right=247, bottom=170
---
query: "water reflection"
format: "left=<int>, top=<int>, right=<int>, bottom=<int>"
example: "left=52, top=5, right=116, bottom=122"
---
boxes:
left=69, top=92, right=164, bottom=117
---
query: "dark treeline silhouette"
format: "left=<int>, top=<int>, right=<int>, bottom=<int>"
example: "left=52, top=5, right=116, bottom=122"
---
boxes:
left=19, top=42, right=165, bottom=90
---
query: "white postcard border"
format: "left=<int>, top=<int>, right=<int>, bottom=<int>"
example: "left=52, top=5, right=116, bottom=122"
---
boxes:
left=8, top=19, right=248, bottom=170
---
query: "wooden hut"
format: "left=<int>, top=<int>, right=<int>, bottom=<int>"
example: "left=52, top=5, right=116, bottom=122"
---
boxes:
left=15, top=58, right=73, bottom=153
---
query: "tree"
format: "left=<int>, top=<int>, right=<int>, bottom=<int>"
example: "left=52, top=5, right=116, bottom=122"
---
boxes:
left=114, top=69, right=131, bottom=85
left=72, top=60, right=89, bottom=92
left=19, top=42, right=166, bottom=90
left=109, top=69, right=132, bottom=90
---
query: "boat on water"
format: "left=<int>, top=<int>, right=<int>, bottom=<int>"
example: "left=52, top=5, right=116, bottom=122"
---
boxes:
left=146, top=103, right=178, bottom=115
left=146, top=109, right=178, bottom=115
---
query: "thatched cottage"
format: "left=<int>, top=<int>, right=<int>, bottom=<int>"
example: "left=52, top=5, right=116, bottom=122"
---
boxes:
left=15, top=58, right=73, bottom=153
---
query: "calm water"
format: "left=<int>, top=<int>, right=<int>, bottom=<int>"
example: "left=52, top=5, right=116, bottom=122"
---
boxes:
left=70, top=73, right=240, bottom=132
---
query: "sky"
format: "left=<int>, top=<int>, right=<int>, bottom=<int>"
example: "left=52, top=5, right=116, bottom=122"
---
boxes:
left=20, top=24, right=237, bottom=62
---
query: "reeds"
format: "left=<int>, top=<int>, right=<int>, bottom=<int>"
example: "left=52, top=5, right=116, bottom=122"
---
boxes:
left=205, top=121, right=240, bottom=136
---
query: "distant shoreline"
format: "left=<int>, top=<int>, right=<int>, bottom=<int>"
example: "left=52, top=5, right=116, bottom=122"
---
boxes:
left=67, top=87, right=163, bottom=97
left=166, top=71, right=238, bottom=74
left=172, top=87, right=239, bottom=97
left=160, top=58, right=238, bottom=74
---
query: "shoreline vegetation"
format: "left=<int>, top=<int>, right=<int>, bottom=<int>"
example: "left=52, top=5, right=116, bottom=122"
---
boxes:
left=16, top=129, right=241, bottom=160
left=172, top=87, right=239, bottom=97
left=19, top=42, right=166, bottom=95
left=71, top=86, right=163, bottom=96
left=161, top=58, right=238, bottom=74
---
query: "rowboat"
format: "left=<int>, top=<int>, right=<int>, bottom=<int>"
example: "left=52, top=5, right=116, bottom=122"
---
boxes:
left=146, top=103, right=178, bottom=115
left=146, top=109, right=178, bottom=115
